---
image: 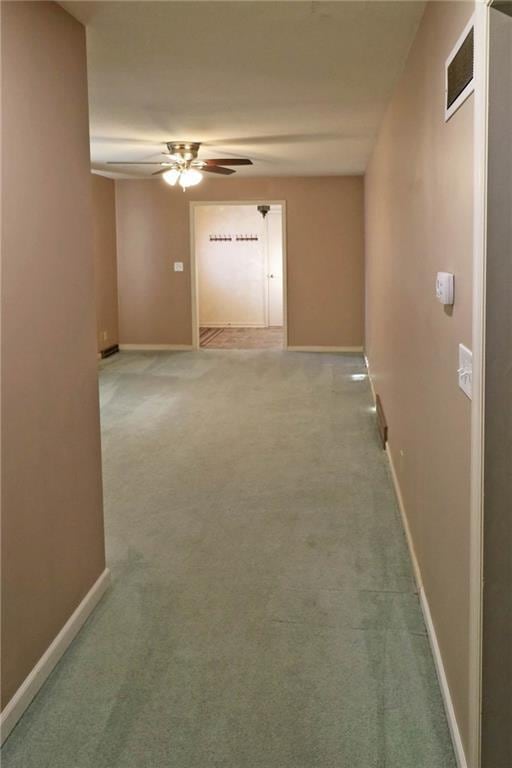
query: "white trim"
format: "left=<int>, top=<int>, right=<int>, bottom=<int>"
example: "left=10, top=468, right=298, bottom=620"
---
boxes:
left=189, top=200, right=289, bottom=350
left=287, top=345, right=363, bottom=353
left=364, top=355, right=377, bottom=403
left=468, top=4, right=488, bottom=766
left=118, top=344, right=193, bottom=351
left=386, top=443, right=422, bottom=590
left=419, top=586, right=469, bottom=768
left=386, top=446, right=468, bottom=768
left=281, top=203, right=289, bottom=349
left=263, top=207, right=285, bottom=330
left=0, top=568, right=111, bottom=744
left=264, top=211, right=270, bottom=328
left=445, top=15, right=476, bottom=121
left=189, top=205, right=199, bottom=350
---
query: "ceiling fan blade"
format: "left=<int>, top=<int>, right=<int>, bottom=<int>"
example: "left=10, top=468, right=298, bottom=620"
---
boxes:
left=152, top=167, right=173, bottom=176
left=203, top=166, right=236, bottom=175
left=203, top=158, right=252, bottom=166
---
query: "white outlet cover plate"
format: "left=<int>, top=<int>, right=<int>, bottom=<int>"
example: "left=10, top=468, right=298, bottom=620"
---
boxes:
left=458, top=343, right=472, bottom=399
left=174, top=262, right=184, bottom=272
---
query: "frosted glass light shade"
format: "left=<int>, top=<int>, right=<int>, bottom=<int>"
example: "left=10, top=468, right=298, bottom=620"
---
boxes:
left=179, top=169, right=203, bottom=188
left=162, top=169, right=180, bottom=186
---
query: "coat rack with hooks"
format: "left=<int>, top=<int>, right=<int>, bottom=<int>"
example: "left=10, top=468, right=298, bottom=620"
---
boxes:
left=208, top=234, right=259, bottom=242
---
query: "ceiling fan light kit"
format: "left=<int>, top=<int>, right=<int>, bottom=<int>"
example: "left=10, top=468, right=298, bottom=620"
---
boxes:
left=166, top=142, right=201, bottom=161
left=163, top=167, right=202, bottom=189
left=107, top=141, right=253, bottom=190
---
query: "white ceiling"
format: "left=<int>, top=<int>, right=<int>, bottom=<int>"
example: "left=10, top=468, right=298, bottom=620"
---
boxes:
left=62, top=1, right=425, bottom=178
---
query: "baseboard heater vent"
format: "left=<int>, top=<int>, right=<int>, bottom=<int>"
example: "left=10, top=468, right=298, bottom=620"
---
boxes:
left=100, top=344, right=119, bottom=359
left=376, top=394, right=388, bottom=449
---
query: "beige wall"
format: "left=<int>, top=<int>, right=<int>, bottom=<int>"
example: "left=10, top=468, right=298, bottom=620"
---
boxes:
left=115, top=177, right=364, bottom=348
left=1, top=1, right=105, bottom=708
left=92, top=174, right=119, bottom=352
left=364, top=0, right=474, bottom=755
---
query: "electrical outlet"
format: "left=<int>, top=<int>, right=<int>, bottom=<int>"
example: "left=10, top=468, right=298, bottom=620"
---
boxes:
left=102, top=330, right=108, bottom=342
left=458, top=344, right=472, bottom=399
left=174, top=262, right=184, bottom=272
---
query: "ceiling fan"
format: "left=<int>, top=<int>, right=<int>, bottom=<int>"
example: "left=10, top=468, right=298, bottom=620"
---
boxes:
left=107, top=141, right=253, bottom=189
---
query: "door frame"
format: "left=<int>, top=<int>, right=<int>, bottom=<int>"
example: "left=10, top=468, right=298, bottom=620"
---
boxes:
left=263, top=206, right=284, bottom=328
left=189, top=200, right=288, bottom=350
left=468, top=3, right=490, bottom=767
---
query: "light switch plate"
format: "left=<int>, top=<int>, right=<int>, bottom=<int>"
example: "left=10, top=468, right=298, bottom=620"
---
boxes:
left=174, top=262, right=184, bottom=272
left=436, top=272, right=454, bottom=305
left=458, top=344, right=472, bottom=399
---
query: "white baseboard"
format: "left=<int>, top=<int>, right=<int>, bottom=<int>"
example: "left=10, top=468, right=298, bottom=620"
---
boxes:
left=418, top=577, right=469, bottom=768
left=386, top=443, right=423, bottom=592
left=364, top=355, right=377, bottom=403
left=118, top=344, right=193, bottom=351
left=287, top=345, right=364, bottom=353
left=386, top=444, right=468, bottom=768
left=120, top=344, right=360, bottom=354
left=0, top=568, right=111, bottom=744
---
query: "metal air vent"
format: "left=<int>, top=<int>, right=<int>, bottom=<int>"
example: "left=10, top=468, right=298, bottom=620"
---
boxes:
left=445, top=20, right=474, bottom=121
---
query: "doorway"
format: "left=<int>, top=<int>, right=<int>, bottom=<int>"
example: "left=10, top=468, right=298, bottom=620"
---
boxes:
left=480, top=5, right=512, bottom=766
left=190, top=202, right=287, bottom=349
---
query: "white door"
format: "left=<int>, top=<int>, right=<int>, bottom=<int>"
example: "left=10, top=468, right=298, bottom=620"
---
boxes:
left=195, top=205, right=266, bottom=327
left=266, top=208, right=283, bottom=327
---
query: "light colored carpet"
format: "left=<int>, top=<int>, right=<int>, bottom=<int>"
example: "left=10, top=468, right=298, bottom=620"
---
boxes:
left=2, top=350, right=456, bottom=768
left=200, top=326, right=283, bottom=349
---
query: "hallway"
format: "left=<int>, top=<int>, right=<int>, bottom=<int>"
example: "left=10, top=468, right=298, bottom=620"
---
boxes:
left=2, top=350, right=455, bottom=767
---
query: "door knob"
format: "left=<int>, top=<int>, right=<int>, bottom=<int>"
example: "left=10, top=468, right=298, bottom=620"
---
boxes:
left=269, top=274, right=275, bottom=278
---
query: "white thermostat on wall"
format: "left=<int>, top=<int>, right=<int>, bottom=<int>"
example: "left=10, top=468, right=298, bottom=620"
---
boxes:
left=436, top=272, right=454, bottom=305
